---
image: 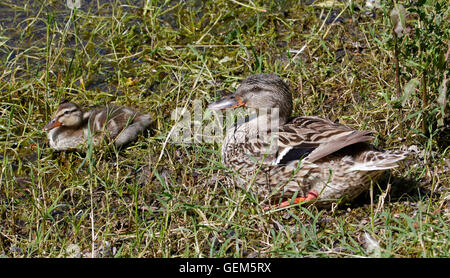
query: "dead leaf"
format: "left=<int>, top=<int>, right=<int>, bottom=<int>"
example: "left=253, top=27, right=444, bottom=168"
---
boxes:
left=390, top=4, right=408, bottom=38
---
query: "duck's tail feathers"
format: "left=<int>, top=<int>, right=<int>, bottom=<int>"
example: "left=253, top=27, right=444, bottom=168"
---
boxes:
left=114, top=114, right=152, bottom=147
left=349, top=150, right=408, bottom=171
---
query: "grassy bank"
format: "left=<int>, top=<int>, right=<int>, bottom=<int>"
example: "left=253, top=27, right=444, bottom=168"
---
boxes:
left=0, top=0, right=448, bottom=257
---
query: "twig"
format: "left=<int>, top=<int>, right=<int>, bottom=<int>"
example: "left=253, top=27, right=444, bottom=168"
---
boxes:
left=393, top=32, right=402, bottom=97
left=421, top=70, right=427, bottom=135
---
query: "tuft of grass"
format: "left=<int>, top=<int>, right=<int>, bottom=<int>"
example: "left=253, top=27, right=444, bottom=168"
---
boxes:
left=0, top=0, right=448, bottom=258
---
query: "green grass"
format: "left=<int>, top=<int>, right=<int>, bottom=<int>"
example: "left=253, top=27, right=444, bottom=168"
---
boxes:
left=0, top=0, right=448, bottom=257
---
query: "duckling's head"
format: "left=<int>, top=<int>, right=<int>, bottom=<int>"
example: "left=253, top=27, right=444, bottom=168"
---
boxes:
left=208, top=74, right=293, bottom=123
left=43, top=102, right=83, bottom=131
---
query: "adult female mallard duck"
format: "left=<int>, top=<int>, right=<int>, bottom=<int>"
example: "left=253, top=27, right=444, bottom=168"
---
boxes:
left=208, top=73, right=407, bottom=209
left=43, top=101, right=152, bottom=151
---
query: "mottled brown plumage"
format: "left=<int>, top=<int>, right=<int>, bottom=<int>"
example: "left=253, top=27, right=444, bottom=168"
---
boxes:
left=44, top=102, right=152, bottom=151
left=208, top=74, right=407, bottom=208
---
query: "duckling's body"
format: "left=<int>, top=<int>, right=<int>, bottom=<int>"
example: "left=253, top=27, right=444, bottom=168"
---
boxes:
left=208, top=74, right=407, bottom=208
left=44, top=102, right=152, bottom=151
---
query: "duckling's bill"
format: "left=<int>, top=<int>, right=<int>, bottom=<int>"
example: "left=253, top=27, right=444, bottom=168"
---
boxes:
left=208, top=94, right=245, bottom=110
left=43, top=118, right=62, bottom=131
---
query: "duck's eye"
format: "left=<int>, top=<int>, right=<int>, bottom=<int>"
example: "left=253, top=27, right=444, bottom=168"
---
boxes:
left=64, top=111, right=70, bottom=115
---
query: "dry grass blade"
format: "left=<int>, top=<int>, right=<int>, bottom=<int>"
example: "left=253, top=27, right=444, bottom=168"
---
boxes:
left=0, top=0, right=448, bottom=258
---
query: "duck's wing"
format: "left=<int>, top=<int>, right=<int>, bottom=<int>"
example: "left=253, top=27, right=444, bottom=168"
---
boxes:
left=85, top=106, right=127, bottom=136
left=274, top=116, right=374, bottom=164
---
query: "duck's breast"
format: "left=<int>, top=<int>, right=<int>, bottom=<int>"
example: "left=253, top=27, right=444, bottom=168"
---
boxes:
left=48, top=127, right=86, bottom=150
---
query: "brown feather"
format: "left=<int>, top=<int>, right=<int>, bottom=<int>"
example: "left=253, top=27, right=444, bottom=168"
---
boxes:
left=305, top=131, right=374, bottom=162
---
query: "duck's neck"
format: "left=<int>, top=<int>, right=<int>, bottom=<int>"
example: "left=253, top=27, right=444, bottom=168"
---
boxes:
left=245, top=107, right=287, bottom=130
left=227, top=108, right=287, bottom=144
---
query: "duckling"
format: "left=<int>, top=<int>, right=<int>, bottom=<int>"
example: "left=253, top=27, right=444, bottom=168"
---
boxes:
left=208, top=73, right=408, bottom=209
left=43, top=102, right=152, bottom=151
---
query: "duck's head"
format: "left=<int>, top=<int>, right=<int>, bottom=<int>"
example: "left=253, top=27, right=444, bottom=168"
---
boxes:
left=43, top=102, right=83, bottom=131
left=208, top=74, right=293, bottom=123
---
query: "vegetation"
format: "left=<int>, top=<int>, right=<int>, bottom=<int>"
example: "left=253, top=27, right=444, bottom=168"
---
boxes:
left=0, top=0, right=448, bottom=257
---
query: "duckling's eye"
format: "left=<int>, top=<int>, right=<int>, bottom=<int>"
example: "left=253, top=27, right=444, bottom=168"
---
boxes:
left=64, top=111, right=70, bottom=115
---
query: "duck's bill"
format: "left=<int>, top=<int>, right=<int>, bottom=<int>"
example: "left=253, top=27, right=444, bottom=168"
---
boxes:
left=43, top=118, right=62, bottom=131
left=207, top=95, right=245, bottom=110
